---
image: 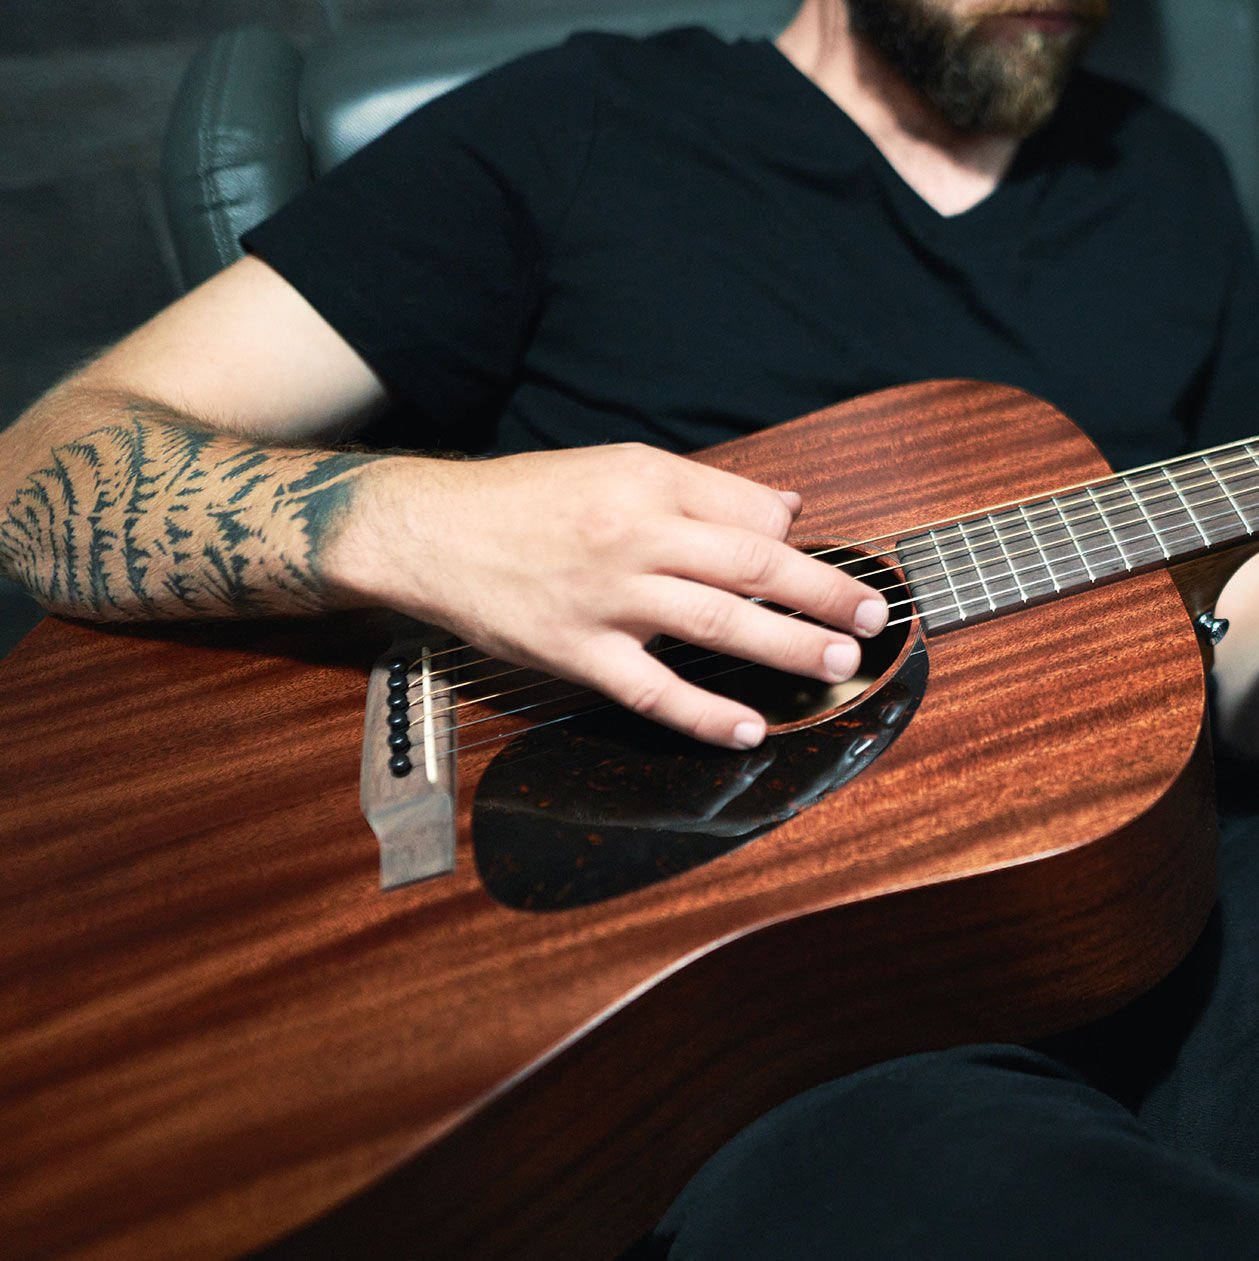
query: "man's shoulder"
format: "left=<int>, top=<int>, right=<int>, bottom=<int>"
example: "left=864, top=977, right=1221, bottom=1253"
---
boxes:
left=477, top=25, right=739, bottom=87
left=412, top=23, right=746, bottom=141
left=1059, top=68, right=1232, bottom=181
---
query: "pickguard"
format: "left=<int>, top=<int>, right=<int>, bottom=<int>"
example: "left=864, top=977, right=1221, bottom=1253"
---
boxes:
left=473, top=638, right=928, bottom=911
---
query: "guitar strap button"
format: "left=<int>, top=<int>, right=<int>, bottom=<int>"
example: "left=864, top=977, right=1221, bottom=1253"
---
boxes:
left=1196, top=611, right=1230, bottom=646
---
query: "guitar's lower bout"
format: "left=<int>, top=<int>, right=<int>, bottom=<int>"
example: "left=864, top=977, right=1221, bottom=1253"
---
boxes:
left=473, top=638, right=928, bottom=910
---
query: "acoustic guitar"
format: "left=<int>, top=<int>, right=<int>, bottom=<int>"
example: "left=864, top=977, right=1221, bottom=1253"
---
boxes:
left=2, top=380, right=1255, bottom=1259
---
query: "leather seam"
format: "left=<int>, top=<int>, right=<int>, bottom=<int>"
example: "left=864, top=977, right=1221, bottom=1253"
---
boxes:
left=197, top=31, right=236, bottom=269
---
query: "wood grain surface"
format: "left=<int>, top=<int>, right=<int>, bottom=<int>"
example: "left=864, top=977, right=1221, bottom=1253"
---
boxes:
left=0, top=381, right=1220, bottom=1259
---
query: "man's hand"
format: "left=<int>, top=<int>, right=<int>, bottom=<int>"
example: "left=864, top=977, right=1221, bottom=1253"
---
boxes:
left=329, top=444, right=888, bottom=749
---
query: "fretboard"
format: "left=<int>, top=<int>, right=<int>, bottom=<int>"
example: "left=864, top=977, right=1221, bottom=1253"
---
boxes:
left=899, top=439, right=1259, bottom=634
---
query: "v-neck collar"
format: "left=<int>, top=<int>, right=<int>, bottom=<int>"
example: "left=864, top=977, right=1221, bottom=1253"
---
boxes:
left=737, top=37, right=1061, bottom=241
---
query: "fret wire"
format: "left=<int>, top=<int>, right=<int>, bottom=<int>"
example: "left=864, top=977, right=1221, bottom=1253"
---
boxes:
left=1203, top=453, right=1254, bottom=532
left=1054, top=495, right=1095, bottom=581
left=956, top=517, right=999, bottom=612
left=1084, top=484, right=1130, bottom=571
left=1050, top=484, right=1248, bottom=573
left=1018, top=502, right=1060, bottom=591
left=857, top=479, right=1257, bottom=622
left=989, top=512, right=1033, bottom=602
left=1160, top=466, right=1210, bottom=546
left=927, top=530, right=965, bottom=622
left=1050, top=455, right=1253, bottom=550
left=905, top=462, right=1252, bottom=585
left=916, top=531, right=1169, bottom=629
left=904, top=490, right=1255, bottom=618
left=1110, top=476, right=1167, bottom=560
left=1110, top=482, right=1160, bottom=568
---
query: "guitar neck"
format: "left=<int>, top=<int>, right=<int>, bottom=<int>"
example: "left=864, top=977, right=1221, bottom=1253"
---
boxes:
left=900, top=437, right=1259, bottom=633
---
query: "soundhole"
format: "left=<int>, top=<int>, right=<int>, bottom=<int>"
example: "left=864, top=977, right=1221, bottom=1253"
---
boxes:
left=673, top=544, right=912, bottom=731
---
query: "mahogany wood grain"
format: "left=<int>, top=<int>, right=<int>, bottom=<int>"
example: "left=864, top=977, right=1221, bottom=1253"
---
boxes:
left=0, top=381, right=1219, bottom=1259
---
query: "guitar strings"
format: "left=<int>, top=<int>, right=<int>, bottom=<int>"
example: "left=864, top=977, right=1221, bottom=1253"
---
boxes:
left=382, top=442, right=1259, bottom=754
left=409, top=443, right=1259, bottom=691
left=449, top=653, right=793, bottom=754
left=409, top=487, right=1244, bottom=751
left=436, top=489, right=1213, bottom=753
left=397, top=485, right=1258, bottom=752
left=814, top=437, right=1259, bottom=572
left=402, top=477, right=1257, bottom=723
left=883, top=486, right=1256, bottom=612
left=785, top=446, right=1259, bottom=603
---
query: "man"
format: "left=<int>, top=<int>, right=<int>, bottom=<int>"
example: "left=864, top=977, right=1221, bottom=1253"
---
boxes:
left=3, top=0, right=1259, bottom=1253
left=2, top=0, right=1258, bottom=740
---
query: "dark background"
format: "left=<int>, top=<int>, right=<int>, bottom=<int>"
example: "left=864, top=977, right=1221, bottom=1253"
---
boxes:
left=1, top=0, right=628, bottom=427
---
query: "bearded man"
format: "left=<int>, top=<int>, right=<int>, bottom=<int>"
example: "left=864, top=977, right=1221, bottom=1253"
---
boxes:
left=3, top=1, right=1259, bottom=1255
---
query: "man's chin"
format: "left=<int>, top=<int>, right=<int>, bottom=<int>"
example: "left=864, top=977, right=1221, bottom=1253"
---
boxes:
left=936, top=32, right=1085, bottom=135
left=847, top=0, right=1103, bottom=138
left=969, top=87, right=1065, bottom=138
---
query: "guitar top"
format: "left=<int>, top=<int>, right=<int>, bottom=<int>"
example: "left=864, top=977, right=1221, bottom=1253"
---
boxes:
left=0, top=382, right=1219, bottom=1259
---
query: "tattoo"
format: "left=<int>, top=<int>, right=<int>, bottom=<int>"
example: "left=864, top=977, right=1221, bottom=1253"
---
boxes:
left=0, top=409, right=382, bottom=619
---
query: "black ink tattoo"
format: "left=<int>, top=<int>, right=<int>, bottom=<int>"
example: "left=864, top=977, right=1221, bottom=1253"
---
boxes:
left=0, top=409, right=382, bottom=619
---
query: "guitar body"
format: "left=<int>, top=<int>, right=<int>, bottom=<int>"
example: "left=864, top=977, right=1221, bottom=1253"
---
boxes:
left=0, top=382, right=1217, bottom=1259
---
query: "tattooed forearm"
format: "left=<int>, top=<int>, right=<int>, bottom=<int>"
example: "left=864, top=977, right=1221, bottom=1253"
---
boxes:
left=0, top=409, right=383, bottom=619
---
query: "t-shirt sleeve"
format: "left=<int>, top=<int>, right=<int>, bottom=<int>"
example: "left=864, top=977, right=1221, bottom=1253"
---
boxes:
left=1182, top=151, right=1259, bottom=453
left=241, top=41, right=598, bottom=446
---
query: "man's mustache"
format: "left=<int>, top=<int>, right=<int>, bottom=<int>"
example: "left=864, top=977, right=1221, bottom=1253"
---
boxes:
left=966, top=1, right=1108, bottom=20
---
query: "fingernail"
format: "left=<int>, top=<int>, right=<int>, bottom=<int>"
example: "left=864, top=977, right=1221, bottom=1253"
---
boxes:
left=824, top=641, right=860, bottom=680
left=854, top=598, right=888, bottom=637
left=733, top=720, right=765, bottom=749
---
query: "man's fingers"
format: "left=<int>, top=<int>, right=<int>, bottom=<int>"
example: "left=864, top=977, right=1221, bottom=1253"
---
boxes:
left=638, top=518, right=888, bottom=639
left=776, top=488, right=803, bottom=516
left=592, top=635, right=769, bottom=749
left=619, top=577, right=867, bottom=688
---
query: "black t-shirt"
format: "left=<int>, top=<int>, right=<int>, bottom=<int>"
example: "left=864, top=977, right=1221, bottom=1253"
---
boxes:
left=243, top=28, right=1259, bottom=471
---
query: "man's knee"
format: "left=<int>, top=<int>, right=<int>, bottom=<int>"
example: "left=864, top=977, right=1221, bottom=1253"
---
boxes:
left=645, top=1044, right=1259, bottom=1260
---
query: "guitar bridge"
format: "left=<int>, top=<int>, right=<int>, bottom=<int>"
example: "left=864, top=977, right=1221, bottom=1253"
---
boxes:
left=359, top=628, right=459, bottom=889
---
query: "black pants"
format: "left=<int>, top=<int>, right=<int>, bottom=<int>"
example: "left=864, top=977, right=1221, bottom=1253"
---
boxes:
left=636, top=790, right=1259, bottom=1259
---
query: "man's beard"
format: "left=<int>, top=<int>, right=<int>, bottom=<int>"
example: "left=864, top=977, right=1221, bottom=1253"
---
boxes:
left=846, top=0, right=1109, bottom=136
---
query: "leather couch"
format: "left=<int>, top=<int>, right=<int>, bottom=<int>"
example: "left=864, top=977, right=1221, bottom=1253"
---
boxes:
left=162, top=0, right=1259, bottom=292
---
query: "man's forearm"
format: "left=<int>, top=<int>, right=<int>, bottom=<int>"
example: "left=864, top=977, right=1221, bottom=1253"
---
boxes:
left=0, top=394, right=384, bottom=621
